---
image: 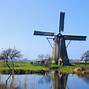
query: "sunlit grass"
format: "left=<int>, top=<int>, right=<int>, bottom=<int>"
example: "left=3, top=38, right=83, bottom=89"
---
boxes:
left=0, top=62, right=49, bottom=74
left=50, top=62, right=89, bottom=74
left=1, top=62, right=89, bottom=74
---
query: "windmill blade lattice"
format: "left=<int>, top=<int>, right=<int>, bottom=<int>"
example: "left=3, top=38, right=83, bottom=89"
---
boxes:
left=59, top=12, right=65, bottom=33
left=33, top=31, right=55, bottom=36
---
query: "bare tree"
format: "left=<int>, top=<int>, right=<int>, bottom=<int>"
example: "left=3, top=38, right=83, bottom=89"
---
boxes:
left=45, top=54, right=51, bottom=60
left=37, top=54, right=44, bottom=61
left=0, top=48, right=22, bottom=74
left=81, top=50, right=89, bottom=65
left=37, top=54, right=51, bottom=60
left=37, top=54, right=51, bottom=66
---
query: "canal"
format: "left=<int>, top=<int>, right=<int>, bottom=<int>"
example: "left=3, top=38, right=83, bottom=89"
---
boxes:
left=0, top=70, right=89, bottom=89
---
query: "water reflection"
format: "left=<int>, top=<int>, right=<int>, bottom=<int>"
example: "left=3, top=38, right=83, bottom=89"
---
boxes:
left=78, top=74, right=89, bottom=85
left=36, top=70, right=68, bottom=89
left=0, top=71, right=89, bottom=89
left=51, top=70, right=68, bottom=89
left=0, top=75, right=21, bottom=89
left=38, top=72, right=51, bottom=84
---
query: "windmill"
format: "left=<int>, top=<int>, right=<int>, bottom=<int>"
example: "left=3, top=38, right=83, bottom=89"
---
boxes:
left=33, top=12, right=87, bottom=65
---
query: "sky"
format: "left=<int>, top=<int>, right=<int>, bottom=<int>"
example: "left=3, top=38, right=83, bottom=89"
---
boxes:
left=0, top=0, right=89, bottom=60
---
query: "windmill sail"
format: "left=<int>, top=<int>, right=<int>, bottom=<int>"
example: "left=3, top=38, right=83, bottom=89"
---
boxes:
left=59, top=12, right=65, bottom=32
left=64, top=35, right=86, bottom=41
left=33, top=11, right=87, bottom=66
left=33, top=31, right=55, bottom=36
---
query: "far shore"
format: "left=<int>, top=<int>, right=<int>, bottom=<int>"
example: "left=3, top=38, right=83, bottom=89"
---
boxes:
left=0, top=62, right=89, bottom=75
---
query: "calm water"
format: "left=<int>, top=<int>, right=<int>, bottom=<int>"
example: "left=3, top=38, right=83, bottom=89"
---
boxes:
left=0, top=70, right=89, bottom=89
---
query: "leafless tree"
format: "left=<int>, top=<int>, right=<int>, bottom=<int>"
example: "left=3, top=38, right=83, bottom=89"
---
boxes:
left=37, top=54, right=44, bottom=61
left=45, top=54, right=51, bottom=60
left=0, top=48, right=22, bottom=74
left=81, top=50, right=89, bottom=65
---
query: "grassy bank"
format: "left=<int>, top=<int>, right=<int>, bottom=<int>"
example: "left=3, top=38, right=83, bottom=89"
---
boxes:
left=51, top=62, right=89, bottom=74
left=0, top=62, right=49, bottom=74
left=1, top=62, right=89, bottom=74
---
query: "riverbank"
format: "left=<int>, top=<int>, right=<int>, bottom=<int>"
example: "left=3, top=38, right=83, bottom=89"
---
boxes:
left=51, top=62, right=89, bottom=75
left=0, top=62, right=89, bottom=75
left=0, top=62, right=49, bottom=74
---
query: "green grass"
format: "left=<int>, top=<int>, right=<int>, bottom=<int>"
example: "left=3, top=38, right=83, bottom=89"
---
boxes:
left=1, top=62, right=89, bottom=74
left=50, top=62, right=89, bottom=74
left=0, top=62, right=49, bottom=73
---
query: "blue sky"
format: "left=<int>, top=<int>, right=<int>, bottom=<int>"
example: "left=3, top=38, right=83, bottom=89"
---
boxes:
left=0, top=0, right=89, bottom=60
